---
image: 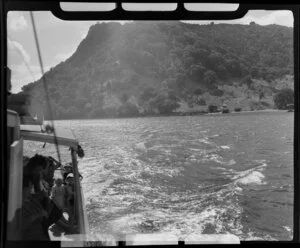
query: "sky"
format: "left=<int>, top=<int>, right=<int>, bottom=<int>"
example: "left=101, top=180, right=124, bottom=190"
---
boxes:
left=7, top=5, right=294, bottom=93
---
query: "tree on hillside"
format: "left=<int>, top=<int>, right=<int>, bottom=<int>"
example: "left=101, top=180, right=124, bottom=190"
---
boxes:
left=196, top=98, right=206, bottom=106
left=204, top=70, right=218, bottom=87
left=208, top=104, right=218, bottom=113
left=140, top=87, right=157, bottom=102
left=211, top=88, right=224, bottom=97
left=274, top=88, right=294, bottom=109
left=225, top=59, right=242, bottom=77
left=216, top=64, right=229, bottom=80
left=66, top=106, right=80, bottom=119
left=258, top=89, right=265, bottom=100
left=193, top=88, right=203, bottom=95
left=118, top=102, right=139, bottom=117
left=150, top=92, right=180, bottom=114
left=250, top=67, right=259, bottom=78
left=206, top=51, right=224, bottom=71
left=184, top=56, right=195, bottom=67
left=242, top=75, right=253, bottom=88
left=189, top=64, right=206, bottom=81
left=120, top=93, right=129, bottom=103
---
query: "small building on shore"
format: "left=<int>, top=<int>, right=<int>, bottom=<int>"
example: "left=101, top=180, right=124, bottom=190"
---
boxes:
left=287, top=104, right=294, bottom=112
left=222, top=104, right=230, bottom=113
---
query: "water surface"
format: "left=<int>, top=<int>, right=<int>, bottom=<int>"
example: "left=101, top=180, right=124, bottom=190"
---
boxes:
left=24, top=111, right=294, bottom=241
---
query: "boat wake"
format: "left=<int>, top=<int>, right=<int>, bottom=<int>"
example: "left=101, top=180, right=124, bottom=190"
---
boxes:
left=61, top=117, right=292, bottom=242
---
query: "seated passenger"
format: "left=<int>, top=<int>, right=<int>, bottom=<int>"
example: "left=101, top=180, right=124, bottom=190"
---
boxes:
left=44, top=156, right=61, bottom=190
left=63, top=163, right=73, bottom=182
left=65, top=174, right=75, bottom=206
left=22, top=154, right=63, bottom=240
left=23, top=156, right=30, bottom=166
left=50, top=178, right=66, bottom=211
left=24, top=154, right=51, bottom=207
left=22, top=163, right=50, bottom=240
left=27, top=155, right=59, bottom=196
left=63, top=163, right=83, bottom=183
left=64, top=173, right=75, bottom=222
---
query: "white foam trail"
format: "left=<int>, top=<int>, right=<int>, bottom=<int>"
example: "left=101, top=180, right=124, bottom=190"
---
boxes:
left=135, top=142, right=146, bottom=150
left=234, top=186, right=243, bottom=194
left=158, top=203, right=243, bottom=240
left=243, top=232, right=277, bottom=241
left=198, top=138, right=213, bottom=145
left=200, top=130, right=209, bottom=133
left=220, top=145, right=231, bottom=150
left=185, top=234, right=240, bottom=244
left=234, top=171, right=265, bottom=185
left=227, top=160, right=268, bottom=185
left=283, top=226, right=291, bottom=232
left=203, top=154, right=236, bottom=166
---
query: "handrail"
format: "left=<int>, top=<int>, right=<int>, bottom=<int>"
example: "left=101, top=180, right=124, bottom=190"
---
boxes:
left=71, top=149, right=87, bottom=235
left=20, top=130, right=78, bottom=149
left=7, top=110, right=20, bottom=139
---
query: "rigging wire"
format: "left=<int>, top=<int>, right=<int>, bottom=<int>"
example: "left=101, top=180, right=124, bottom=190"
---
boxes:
left=29, top=11, right=62, bottom=165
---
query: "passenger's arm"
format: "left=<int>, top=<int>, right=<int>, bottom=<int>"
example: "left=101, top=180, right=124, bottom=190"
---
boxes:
left=22, top=207, right=48, bottom=230
left=66, top=186, right=74, bottom=200
left=50, top=186, right=56, bottom=199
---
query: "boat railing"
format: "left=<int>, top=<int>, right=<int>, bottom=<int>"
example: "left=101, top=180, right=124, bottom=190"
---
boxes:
left=7, top=110, right=88, bottom=241
left=71, top=148, right=89, bottom=235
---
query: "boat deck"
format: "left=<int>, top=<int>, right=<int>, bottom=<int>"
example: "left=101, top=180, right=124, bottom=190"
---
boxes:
left=48, top=222, right=67, bottom=241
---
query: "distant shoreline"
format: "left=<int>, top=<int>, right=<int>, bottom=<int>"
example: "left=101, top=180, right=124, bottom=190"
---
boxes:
left=206, top=109, right=288, bottom=115
left=50, top=109, right=291, bottom=122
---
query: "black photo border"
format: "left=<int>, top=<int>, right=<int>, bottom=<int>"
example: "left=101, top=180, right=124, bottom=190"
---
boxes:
left=1, top=0, right=299, bottom=247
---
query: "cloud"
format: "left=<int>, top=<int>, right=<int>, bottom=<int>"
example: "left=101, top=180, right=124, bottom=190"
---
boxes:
left=223, top=10, right=293, bottom=27
left=9, top=63, right=54, bottom=93
left=10, top=64, right=39, bottom=93
left=8, top=12, right=28, bottom=31
left=182, top=10, right=293, bottom=27
left=80, top=28, right=90, bottom=39
left=54, top=51, right=74, bottom=62
left=252, top=10, right=293, bottom=27
left=7, top=38, right=31, bottom=63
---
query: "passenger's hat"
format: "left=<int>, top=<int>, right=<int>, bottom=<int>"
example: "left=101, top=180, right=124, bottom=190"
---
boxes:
left=64, top=162, right=72, bottom=167
left=66, top=173, right=74, bottom=178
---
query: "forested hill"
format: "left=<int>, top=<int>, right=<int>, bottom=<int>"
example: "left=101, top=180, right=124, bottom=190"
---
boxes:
left=21, top=21, right=294, bottom=119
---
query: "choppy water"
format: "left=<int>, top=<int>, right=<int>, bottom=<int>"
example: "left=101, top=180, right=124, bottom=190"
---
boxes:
left=24, top=111, right=294, bottom=241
